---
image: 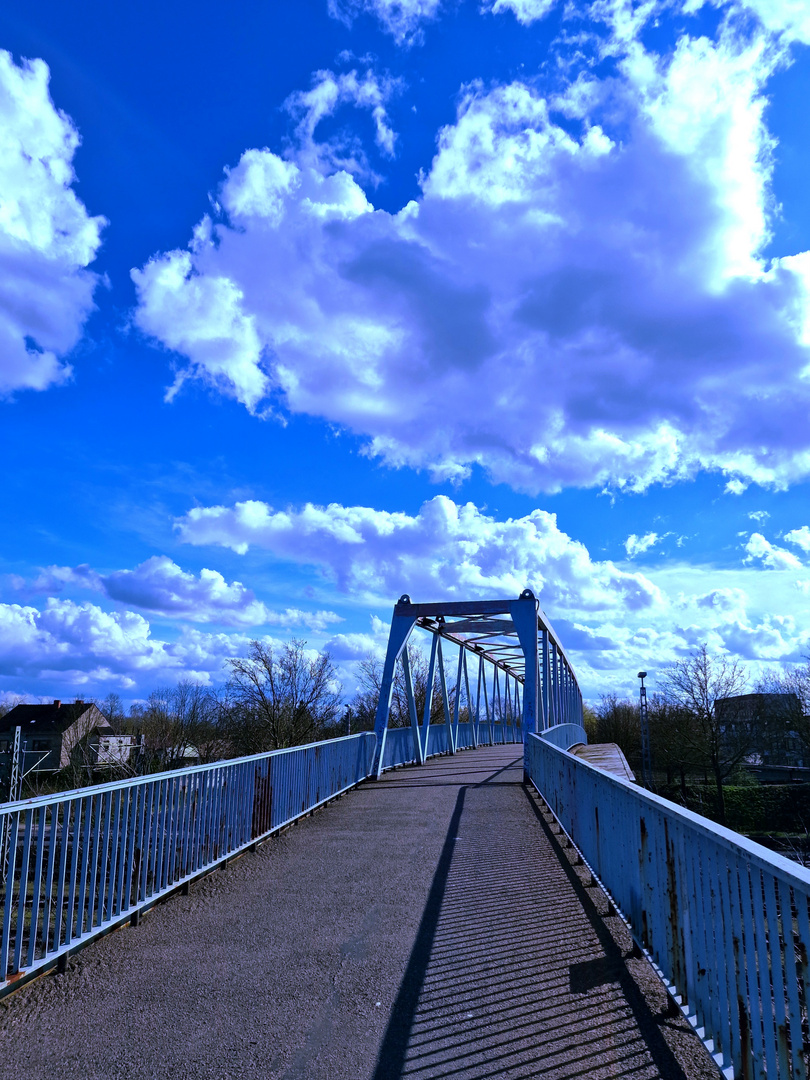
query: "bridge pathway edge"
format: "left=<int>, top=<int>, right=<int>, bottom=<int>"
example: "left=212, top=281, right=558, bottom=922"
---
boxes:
left=0, top=746, right=718, bottom=1080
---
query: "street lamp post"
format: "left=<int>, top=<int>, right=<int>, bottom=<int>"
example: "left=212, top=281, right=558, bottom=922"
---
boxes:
left=638, top=671, right=653, bottom=788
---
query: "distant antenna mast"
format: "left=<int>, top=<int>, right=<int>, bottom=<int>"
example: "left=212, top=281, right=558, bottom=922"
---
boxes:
left=638, top=672, right=653, bottom=788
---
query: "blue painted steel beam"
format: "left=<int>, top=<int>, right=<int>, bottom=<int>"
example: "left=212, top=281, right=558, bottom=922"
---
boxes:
left=372, top=597, right=418, bottom=778
left=421, top=632, right=439, bottom=760
left=509, top=591, right=540, bottom=745
left=401, top=645, right=425, bottom=766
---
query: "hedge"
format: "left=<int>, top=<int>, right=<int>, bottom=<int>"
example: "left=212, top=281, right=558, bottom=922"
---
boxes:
left=657, top=783, right=810, bottom=834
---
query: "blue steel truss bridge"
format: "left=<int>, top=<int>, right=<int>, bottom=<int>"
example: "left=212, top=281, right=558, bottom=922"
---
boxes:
left=0, top=590, right=808, bottom=1080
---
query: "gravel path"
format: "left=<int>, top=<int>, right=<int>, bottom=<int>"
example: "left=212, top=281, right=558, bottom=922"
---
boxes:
left=0, top=746, right=720, bottom=1080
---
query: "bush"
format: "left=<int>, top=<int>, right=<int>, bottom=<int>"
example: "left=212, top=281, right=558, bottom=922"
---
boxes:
left=658, top=782, right=810, bottom=834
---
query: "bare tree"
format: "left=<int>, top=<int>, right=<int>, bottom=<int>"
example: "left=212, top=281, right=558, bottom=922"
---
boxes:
left=0, top=696, right=23, bottom=720
left=128, top=681, right=219, bottom=770
left=593, top=693, right=641, bottom=771
left=581, top=702, right=598, bottom=743
left=660, top=644, right=749, bottom=824
left=349, top=645, right=457, bottom=731
left=99, top=692, right=125, bottom=730
left=647, top=692, right=698, bottom=797
left=226, top=639, right=342, bottom=751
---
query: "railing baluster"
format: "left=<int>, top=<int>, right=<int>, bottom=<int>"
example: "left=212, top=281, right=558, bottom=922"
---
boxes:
left=779, top=880, right=805, bottom=1080
left=114, top=788, right=130, bottom=917
left=13, top=809, right=34, bottom=974
left=54, top=802, right=71, bottom=950
left=107, top=789, right=123, bottom=921
left=149, top=779, right=164, bottom=897
left=1, top=813, right=20, bottom=978
left=140, top=782, right=154, bottom=903
left=154, top=779, right=168, bottom=894
left=97, top=791, right=113, bottom=927
left=764, top=870, right=791, bottom=1078
left=82, top=794, right=99, bottom=932
left=754, top=864, right=780, bottom=1079
left=794, top=891, right=810, bottom=1080
left=738, top=855, right=766, bottom=1076
left=123, top=786, right=139, bottom=912
left=68, top=797, right=86, bottom=943
left=42, top=804, right=60, bottom=956
left=26, top=806, right=47, bottom=968
left=528, top=731, right=810, bottom=1080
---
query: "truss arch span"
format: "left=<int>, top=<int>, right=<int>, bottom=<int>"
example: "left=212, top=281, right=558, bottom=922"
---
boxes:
left=371, top=590, right=583, bottom=778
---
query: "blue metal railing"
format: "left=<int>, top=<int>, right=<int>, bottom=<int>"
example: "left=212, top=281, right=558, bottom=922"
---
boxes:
left=539, top=723, right=587, bottom=750
left=0, top=733, right=375, bottom=993
left=526, top=733, right=810, bottom=1080
left=378, top=721, right=522, bottom=771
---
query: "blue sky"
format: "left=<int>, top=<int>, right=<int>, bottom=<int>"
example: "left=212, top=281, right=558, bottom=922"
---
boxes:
left=1, top=0, right=809, bottom=706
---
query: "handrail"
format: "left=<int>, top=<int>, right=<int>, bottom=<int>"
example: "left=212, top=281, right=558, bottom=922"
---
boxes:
left=526, top=733, right=810, bottom=1080
left=540, top=723, right=588, bottom=751
left=378, top=721, right=522, bottom=771
left=0, top=733, right=374, bottom=815
left=0, top=733, right=376, bottom=994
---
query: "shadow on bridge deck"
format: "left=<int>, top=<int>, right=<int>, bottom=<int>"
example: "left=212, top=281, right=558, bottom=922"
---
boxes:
left=0, top=746, right=718, bottom=1080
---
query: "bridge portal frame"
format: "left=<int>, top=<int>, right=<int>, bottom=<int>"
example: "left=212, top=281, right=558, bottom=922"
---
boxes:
left=372, top=590, right=583, bottom=778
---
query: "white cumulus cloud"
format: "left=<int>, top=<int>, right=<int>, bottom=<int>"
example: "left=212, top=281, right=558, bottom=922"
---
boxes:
left=743, top=532, right=804, bottom=570
left=6, top=557, right=342, bottom=632
left=171, top=494, right=810, bottom=695
left=484, top=0, right=558, bottom=24
left=0, top=599, right=163, bottom=685
left=785, top=526, right=810, bottom=552
left=0, top=51, right=105, bottom=396
left=132, top=20, right=810, bottom=495
left=102, top=556, right=272, bottom=626
left=624, top=532, right=660, bottom=558
left=286, top=68, right=401, bottom=169
left=0, top=597, right=299, bottom=692
left=175, top=493, right=662, bottom=615
left=327, top=0, right=443, bottom=43
left=722, top=0, right=810, bottom=44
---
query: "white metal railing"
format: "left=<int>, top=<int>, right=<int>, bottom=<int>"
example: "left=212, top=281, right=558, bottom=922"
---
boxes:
left=527, top=733, right=810, bottom=1080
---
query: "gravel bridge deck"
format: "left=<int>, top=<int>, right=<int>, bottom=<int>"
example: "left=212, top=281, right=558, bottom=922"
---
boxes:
left=0, top=745, right=719, bottom=1080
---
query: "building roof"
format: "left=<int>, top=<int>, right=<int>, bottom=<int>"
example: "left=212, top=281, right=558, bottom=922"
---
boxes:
left=0, top=701, right=113, bottom=737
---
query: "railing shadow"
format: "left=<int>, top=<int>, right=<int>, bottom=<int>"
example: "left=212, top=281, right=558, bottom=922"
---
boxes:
left=372, top=764, right=709, bottom=1080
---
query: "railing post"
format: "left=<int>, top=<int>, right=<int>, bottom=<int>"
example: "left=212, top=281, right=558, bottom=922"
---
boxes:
left=475, top=655, right=483, bottom=747
left=436, top=638, right=454, bottom=754
left=465, top=652, right=477, bottom=749
left=421, top=632, right=439, bottom=760
left=509, top=591, right=539, bottom=773
left=481, top=661, right=493, bottom=745
left=451, top=644, right=464, bottom=752
left=546, top=630, right=552, bottom=730
left=401, top=648, right=425, bottom=766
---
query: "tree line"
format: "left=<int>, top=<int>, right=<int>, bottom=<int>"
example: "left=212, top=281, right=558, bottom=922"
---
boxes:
left=124, top=640, right=464, bottom=770
left=6, top=635, right=809, bottom=818
left=0, top=637, right=479, bottom=797
left=589, top=644, right=810, bottom=824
